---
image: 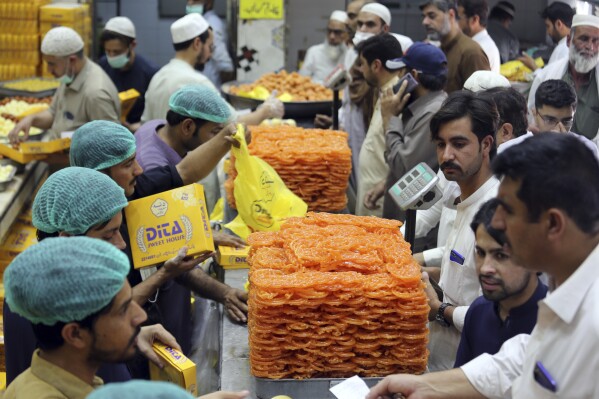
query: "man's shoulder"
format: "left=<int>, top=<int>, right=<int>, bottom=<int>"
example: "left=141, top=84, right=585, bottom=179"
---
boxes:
left=133, top=54, right=159, bottom=75
left=4, top=368, right=66, bottom=399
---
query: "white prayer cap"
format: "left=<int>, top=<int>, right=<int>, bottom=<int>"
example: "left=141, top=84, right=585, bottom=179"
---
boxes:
left=41, top=27, right=84, bottom=57
left=171, top=13, right=210, bottom=44
left=105, top=16, right=136, bottom=39
left=330, top=10, right=348, bottom=24
left=571, top=14, right=599, bottom=30
left=360, top=3, right=391, bottom=26
left=463, top=71, right=511, bottom=92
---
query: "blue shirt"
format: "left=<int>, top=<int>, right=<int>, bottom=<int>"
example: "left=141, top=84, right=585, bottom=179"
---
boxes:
left=99, top=53, right=158, bottom=124
left=454, top=279, right=548, bottom=367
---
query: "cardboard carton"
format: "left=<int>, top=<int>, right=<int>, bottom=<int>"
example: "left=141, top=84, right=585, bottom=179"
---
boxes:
left=149, top=342, right=197, bottom=396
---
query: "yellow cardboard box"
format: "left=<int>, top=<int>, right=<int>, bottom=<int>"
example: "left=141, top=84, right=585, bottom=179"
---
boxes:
left=0, top=139, right=71, bottom=163
left=0, top=222, right=37, bottom=260
left=125, top=184, right=215, bottom=269
left=40, top=3, right=86, bottom=23
left=149, top=342, right=197, bottom=396
left=119, top=88, right=140, bottom=123
left=217, top=245, right=249, bottom=269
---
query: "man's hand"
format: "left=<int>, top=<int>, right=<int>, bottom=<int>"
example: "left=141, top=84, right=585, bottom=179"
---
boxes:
left=8, top=116, right=34, bottom=145
left=422, top=271, right=441, bottom=321
left=366, top=373, right=433, bottom=399
left=364, top=180, right=386, bottom=210
left=517, top=52, right=538, bottom=71
left=163, top=247, right=214, bottom=279
left=381, top=81, right=411, bottom=125
left=314, top=114, right=333, bottom=129
left=136, top=324, right=181, bottom=369
left=199, top=391, right=250, bottom=399
left=413, top=252, right=426, bottom=266
left=258, top=92, right=285, bottom=119
left=223, top=287, right=248, bottom=323
left=214, top=232, right=246, bottom=249
left=219, top=123, right=240, bottom=148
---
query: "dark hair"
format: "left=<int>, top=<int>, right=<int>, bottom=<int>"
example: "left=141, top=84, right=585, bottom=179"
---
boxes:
left=36, top=219, right=113, bottom=242
left=165, top=110, right=208, bottom=134
left=534, top=79, right=577, bottom=110
left=356, top=34, right=403, bottom=72
left=540, top=2, right=575, bottom=28
left=419, top=0, right=457, bottom=12
left=418, top=72, right=448, bottom=91
left=470, top=198, right=507, bottom=245
left=479, top=87, right=528, bottom=138
left=492, top=133, right=599, bottom=234
left=489, top=1, right=515, bottom=22
left=100, top=29, right=134, bottom=47
left=173, top=28, right=211, bottom=52
left=32, top=298, right=115, bottom=350
left=430, top=90, right=499, bottom=158
left=458, top=0, right=489, bottom=26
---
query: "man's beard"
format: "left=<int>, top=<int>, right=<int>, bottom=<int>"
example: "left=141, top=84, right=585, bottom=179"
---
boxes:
left=325, top=42, right=345, bottom=61
left=427, top=16, right=451, bottom=41
left=570, top=45, right=599, bottom=74
left=87, top=325, right=141, bottom=363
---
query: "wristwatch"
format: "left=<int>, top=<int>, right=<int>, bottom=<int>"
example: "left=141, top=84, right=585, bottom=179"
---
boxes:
left=435, top=302, right=453, bottom=327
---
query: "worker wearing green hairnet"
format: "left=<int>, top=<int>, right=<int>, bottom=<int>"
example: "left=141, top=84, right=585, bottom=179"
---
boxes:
left=69, top=120, right=249, bottom=379
left=87, top=380, right=249, bottom=399
left=3, top=167, right=212, bottom=386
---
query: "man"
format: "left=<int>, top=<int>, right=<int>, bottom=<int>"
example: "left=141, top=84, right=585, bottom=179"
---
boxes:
left=99, top=16, right=159, bottom=132
left=486, top=1, right=519, bottom=63
left=8, top=27, right=120, bottom=143
left=478, top=86, right=528, bottom=146
left=457, top=0, right=501, bottom=73
left=501, top=79, right=599, bottom=157
left=3, top=237, right=178, bottom=398
left=186, top=0, right=235, bottom=88
left=69, top=121, right=248, bottom=357
left=453, top=199, right=547, bottom=367
left=422, top=90, right=500, bottom=371
left=4, top=167, right=202, bottom=385
left=346, top=0, right=374, bottom=39
left=354, top=34, right=403, bottom=217
left=421, top=0, right=490, bottom=93
left=299, top=10, right=349, bottom=83
left=363, top=42, right=448, bottom=220
left=141, top=13, right=281, bottom=127
left=519, top=2, right=574, bottom=71
left=528, top=14, right=599, bottom=141
left=367, top=133, right=599, bottom=398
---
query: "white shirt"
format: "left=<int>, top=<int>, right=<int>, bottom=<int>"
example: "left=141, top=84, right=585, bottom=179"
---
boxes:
left=473, top=29, right=501, bottom=73
left=548, top=36, right=569, bottom=66
left=427, top=176, right=500, bottom=371
left=355, top=76, right=398, bottom=216
left=202, top=10, right=234, bottom=88
left=462, top=243, right=599, bottom=398
left=498, top=131, right=599, bottom=158
left=141, top=58, right=217, bottom=123
left=299, top=41, right=347, bottom=84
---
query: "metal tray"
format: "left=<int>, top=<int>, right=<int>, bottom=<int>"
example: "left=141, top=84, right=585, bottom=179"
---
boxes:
left=221, top=81, right=332, bottom=119
left=254, top=376, right=382, bottom=399
left=0, top=78, right=58, bottom=98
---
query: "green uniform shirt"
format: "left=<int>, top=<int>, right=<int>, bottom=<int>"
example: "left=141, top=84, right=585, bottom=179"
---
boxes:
left=564, top=69, right=599, bottom=139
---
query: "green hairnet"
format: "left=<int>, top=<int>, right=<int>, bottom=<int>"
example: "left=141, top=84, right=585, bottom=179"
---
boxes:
left=168, top=84, right=232, bottom=123
left=32, top=167, right=128, bottom=235
left=70, top=121, right=136, bottom=170
left=5, top=237, right=130, bottom=326
left=87, top=381, right=195, bottom=399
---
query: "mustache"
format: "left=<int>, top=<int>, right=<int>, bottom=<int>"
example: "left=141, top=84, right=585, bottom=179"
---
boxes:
left=440, top=161, right=461, bottom=171
left=127, top=325, right=142, bottom=349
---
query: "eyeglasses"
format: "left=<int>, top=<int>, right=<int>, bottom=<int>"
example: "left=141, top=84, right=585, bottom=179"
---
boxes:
left=327, top=28, right=346, bottom=36
left=536, top=112, right=574, bottom=129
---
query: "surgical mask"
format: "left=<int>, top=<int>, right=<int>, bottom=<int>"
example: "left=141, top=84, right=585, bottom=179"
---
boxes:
left=353, top=31, right=375, bottom=46
left=106, top=51, right=130, bottom=69
left=186, top=4, right=204, bottom=14
left=57, top=59, right=74, bottom=85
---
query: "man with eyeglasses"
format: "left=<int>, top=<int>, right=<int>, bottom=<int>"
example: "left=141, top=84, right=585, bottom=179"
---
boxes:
left=499, top=79, right=599, bottom=158
left=299, top=10, right=349, bottom=84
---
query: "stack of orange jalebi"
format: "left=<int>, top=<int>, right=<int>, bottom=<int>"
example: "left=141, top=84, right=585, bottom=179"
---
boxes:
left=226, top=126, right=351, bottom=212
left=247, top=212, right=429, bottom=380
left=229, top=71, right=332, bottom=101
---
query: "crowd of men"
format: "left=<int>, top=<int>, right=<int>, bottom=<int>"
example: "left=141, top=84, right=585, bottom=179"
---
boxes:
left=1, top=0, right=599, bottom=397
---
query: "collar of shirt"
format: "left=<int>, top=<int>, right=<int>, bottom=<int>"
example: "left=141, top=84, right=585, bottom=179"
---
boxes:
left=67, top=57, right=92, bottom=93
left=169, top=57, right=196, bottom=73
left=30, top=349, right=103, bottom=398
left=494, top=278, right=548, bottom=320
left=457, top=176, right=499, bottom=209
left=472, top=29, right=490, bottom=42
left=543, top=243, right=599, bottom=323
left=406, top=90, right=445, bottom=116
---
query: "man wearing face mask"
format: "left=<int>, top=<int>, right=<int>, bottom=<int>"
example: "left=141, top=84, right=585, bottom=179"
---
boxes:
left=299, top=10, right=349, bottom=84
left=99, top=17, right=159, bottom=132
left=8, top=27, right=120, bottom=144
left=186, top=0, right=234, bottom=88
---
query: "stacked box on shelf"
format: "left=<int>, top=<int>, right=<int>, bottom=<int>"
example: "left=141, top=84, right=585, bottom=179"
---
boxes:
left=40, top=3, right=91, bottom=57
left=0, top=0, right=49, bottom=81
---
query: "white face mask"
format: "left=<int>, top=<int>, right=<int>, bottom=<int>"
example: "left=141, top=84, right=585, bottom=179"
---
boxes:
left=186, top=4, right=204, bottom=14
left=353, top=31, right=375, bottom=46
left=106, top=51, right=130, bottom=69
left=57, top=58, right=74, bottom=85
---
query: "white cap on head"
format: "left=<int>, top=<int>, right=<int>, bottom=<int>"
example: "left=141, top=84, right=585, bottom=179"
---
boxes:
left=571, top=14, right=599, bottom=30
left=41, top=27, right=84, bottom=57
left=330, top=10, right=348, bottom=24
left=463, top=70, right=511, bottom=92
left=105, top=16, right=136, bottom=39
left=360, top=3, right=391, bottom=26
left=171, top=13, right=210, bottom=44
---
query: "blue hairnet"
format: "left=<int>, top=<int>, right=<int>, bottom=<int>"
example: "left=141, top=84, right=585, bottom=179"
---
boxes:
left=168, top=84, right=231, bottom=123
left=70, top=121, right=136, bottom=170
left=86, top=381, right=195, bottom=399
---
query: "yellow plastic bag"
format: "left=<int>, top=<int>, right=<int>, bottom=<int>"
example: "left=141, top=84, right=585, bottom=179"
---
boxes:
left=224, top=124, right=307, bottom=239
